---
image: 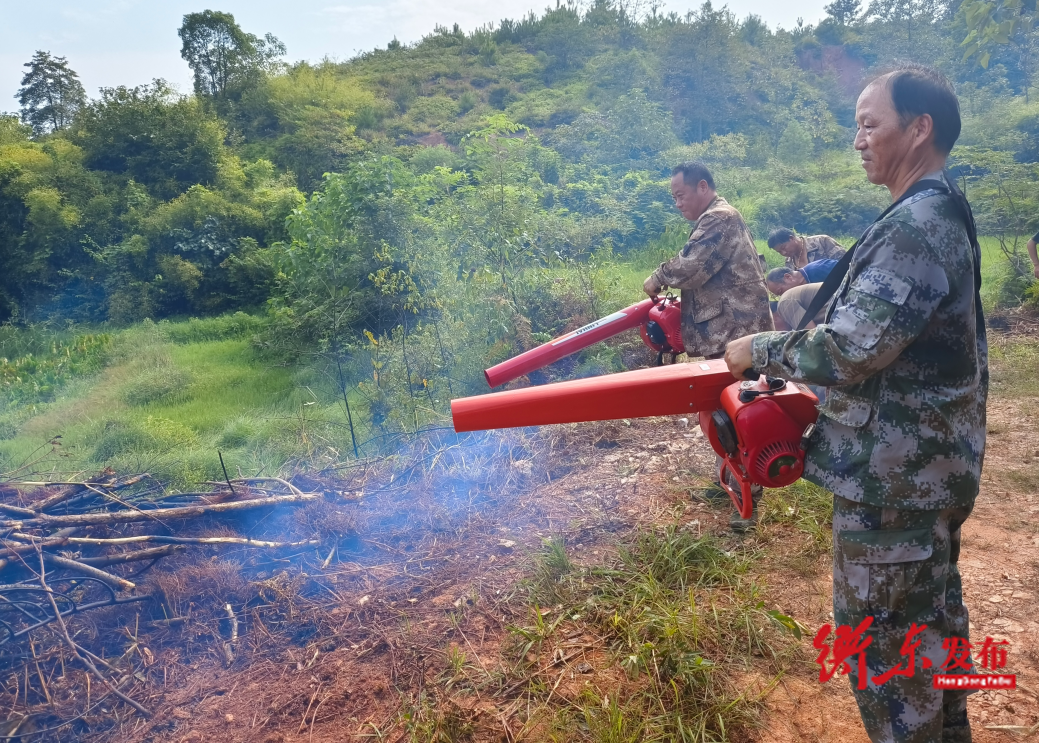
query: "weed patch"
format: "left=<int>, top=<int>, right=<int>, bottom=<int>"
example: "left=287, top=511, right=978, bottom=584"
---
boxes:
left=506, top=529, right=800, bottom=742
left=989, top=334, right=1039, bottom=398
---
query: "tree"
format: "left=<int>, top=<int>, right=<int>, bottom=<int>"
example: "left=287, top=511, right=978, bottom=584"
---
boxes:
left=178, top=11, right=285, bottom=99
left=825, top=0, right=863, bottom=25
left=73, top=81, right=226, bottom=199
left=960, top=0, right=1035, bottom=68
left=17, top=51, right=87, bottom=135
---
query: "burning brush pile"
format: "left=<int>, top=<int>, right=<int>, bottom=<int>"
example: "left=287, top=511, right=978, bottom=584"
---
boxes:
left=0, top=429, right=546, bottom=741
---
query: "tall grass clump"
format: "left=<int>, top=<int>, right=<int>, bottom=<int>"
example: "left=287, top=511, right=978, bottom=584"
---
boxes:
left=512, top=529, right=800, bottom=742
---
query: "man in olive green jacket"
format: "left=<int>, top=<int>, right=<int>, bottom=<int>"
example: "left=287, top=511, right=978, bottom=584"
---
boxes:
left=643, top=161, right=773, bottom=359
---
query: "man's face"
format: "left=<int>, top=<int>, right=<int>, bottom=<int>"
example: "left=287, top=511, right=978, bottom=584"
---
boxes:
left=854, top=81, right=917, bottom=187
left=773, top=238, right=801, bottom=259
left=671, top=174, right=712, bottom=221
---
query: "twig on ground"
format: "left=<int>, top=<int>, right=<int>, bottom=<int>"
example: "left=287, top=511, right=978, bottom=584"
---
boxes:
left=222, top=602, right=239, bottom=666
left=77, top=545, right=184, bottom=567
left=41, top=553, right=135, bottom=591
left=218, top=452, right=237, bottom=496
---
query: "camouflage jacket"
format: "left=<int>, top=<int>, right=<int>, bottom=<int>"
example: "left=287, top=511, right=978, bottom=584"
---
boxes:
left=651, top=196, right=773, bottom=358
left=785, top=235, right=846, bottom=270
left=751, top=176, right=988, bottom=510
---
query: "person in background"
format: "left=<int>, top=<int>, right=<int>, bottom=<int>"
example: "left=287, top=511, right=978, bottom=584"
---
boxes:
left=765, top=259, right=840, bottom=296
left=773, top=282, right=824, bottom=331
left=644, top=160, right=773, bottom=530
left=726, top=63, right=986, bottom=742
left=768, top=227, right=846, bottom=269
left=643, top=161, right=773, bottom=360
left=1027, top=229, right=1039, bottom=279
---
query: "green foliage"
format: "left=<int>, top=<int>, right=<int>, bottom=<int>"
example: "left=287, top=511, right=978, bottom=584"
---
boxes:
left=178, top=10, right=285, bottom=99
left=0, top=328, right=111, bottom=404
left=960, top=0, right=1034, bottom=67
left=2, top=2, right=1039, bottom=329
left=73, top=82, right=226, bottom=199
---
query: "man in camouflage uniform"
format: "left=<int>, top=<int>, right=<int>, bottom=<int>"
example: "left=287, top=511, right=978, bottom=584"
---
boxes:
left=726, top=64, right=987, bottom=742
left=768, top=227, right=847, bottom=270
left=643, top=161, right=773, bottom=359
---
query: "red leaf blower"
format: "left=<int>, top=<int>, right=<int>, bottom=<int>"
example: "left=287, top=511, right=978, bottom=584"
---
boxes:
left=483, top=295, right=684, bottom=388
left=452, top=300, right=820, bottom=518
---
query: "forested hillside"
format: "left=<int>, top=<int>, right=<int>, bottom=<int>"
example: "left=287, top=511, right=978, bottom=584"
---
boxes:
left=2, top=7, right=1039, bottom=740
left=3, top=1, right=1038, bottom=326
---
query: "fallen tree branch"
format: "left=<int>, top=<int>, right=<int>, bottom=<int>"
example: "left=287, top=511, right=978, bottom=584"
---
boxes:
left=28, top=473, right=124, bottom=512
left=0, top=502, right=37, bottom=518
left=41, top=554, right=135, bottom=591
left=63, top=535, right=322, bottom=548
left=2, top=493, right=321, bottom=529
left=203, top=477, right=304, bottom=496
left=77, top=545, right=185, bottom=567
left=30, top=475, right=149, bottom=511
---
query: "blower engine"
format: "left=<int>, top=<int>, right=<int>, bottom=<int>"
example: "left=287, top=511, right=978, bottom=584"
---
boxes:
left=453, top=325, right=820, bottom=518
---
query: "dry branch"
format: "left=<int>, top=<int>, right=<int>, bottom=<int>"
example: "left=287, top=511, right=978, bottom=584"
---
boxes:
left=28, top=473, right=123, bottom=512
left=37, top=553, right=151, bottom=718
left=41, top=554, right=136, bottom=591
left=61, top=535, right=322, bottom=549
left=0, top=503, right=36, bottom=518
left=2, top=493, right=321, bottom=529
left=77, top=545, right=185, bottom=567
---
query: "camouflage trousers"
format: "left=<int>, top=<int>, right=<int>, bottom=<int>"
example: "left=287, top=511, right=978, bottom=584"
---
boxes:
left=832, top=495, right=975, bottom=743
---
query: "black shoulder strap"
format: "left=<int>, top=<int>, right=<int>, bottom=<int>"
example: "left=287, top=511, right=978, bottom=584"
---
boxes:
left=794, top=178, right=951, bottom=331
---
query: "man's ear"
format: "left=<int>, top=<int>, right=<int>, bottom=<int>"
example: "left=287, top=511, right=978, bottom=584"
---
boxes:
left=698, top=180, right=710, bottom=194
left=912, top=113, right=935, bottom=149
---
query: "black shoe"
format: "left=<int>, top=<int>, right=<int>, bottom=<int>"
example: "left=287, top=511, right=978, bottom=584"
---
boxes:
left=699, top=480, right=729, bottom=502
left=729, top=506, right=758, bottom=533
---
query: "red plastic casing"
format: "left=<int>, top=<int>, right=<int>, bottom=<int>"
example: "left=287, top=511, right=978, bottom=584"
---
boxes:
left=454, top=359, right=737, bottom=432
left=484, top=299, right=658, bottom=388
left=638, top=299, right=685, bottom=354
left=699, top=379, right=819, bottom=518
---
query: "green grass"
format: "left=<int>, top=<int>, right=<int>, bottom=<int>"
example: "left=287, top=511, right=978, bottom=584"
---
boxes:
left=0, top=315, right=362, bottom=489
left=502, top=529, right=799, bottom=742
left=989, top=333, right=1039, bottom=398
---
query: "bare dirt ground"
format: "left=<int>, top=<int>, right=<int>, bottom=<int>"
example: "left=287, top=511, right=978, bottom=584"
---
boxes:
left=116, top=388, right=1038, bottom=743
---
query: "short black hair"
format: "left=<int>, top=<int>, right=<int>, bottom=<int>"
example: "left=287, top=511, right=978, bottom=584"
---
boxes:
left=767, top=228, right=796, bottom=249
left=878, top=63, right=961, bottom=155
left=671, top=161, right=715, bottom=190
left=766, top=266, right=796, bottom=283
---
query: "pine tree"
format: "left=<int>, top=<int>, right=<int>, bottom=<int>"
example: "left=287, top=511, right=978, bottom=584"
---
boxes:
left=17, top=51, right=87, bottom=135
left=824, top=0, right=862, bottom=26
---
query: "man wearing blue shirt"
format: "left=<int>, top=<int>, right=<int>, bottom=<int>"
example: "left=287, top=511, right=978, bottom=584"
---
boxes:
left=765, top=259, right=840, bottom=296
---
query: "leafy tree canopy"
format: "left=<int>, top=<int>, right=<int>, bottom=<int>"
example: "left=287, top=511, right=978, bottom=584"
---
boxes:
left=17, top=51, right=87, bottom=135
left=178, top=10, right=285, bottom=99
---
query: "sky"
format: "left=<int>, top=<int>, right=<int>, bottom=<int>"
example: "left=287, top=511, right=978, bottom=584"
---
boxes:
left=0, top=0, right=830, bottom=108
